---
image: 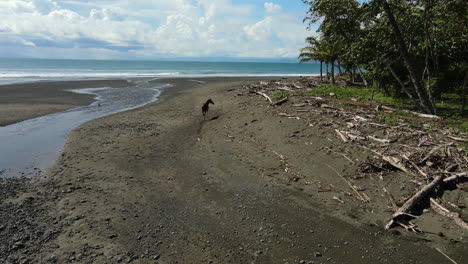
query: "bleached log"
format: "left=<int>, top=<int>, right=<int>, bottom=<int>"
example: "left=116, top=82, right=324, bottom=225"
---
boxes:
left=344, top=132, right=366, bottom=141
left=353, top=116, right=368, bottom=122
left=277, top=86, right=293, bottom=92
left=385, top=175, right=443, bottom=230
left=256, top=91, right=273, bottom=105
left=447, top=136, right=468, bottom=142
left=309, top=96, right=324, bottom=100
left=382, top=155, right=411, bottom=174
left=401, top=110, right=441, bottom=119
left=368, top=135, right=391, bottom=144
left=292, top=82, right=302, bottom=89
left=430, top=198, right=468, bottom=231
left=443, top=171, right=468, bottom=183
left=335, top=129, right=349, bottom=143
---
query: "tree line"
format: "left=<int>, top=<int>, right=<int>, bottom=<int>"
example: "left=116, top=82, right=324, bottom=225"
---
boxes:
left=299, top=0, right=467, bottom=115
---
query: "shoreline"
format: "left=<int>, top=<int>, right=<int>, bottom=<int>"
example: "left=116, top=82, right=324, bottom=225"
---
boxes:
left=1, top=77, right=466, bottom=263
left=0, top=77, right=284, bottom=127
left=0, top=79, right=132, bottom=126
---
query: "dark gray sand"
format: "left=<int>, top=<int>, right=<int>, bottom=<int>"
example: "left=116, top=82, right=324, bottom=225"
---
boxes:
left=0, top=80, right=130, bottom=126
left=0, top=78, right=466, bottom=263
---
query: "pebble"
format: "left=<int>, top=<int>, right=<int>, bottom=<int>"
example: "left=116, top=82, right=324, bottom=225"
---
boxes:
left=12, top=242, right=25, bottom=250
left=313, top=252, right=322, bottom=257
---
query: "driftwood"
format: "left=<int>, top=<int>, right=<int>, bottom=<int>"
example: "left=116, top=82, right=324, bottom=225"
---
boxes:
left=326, top=163, right=369, bottom=202
left=421, top=142, right=454, bottom=163
left=256, top=91, right=273, bottom=105
left=383, top=187, right=398, bottom=211
left=383, top=155, right=411, bottom=174
left=435, top=248, right=459, bottom=264
left=447, top=136, right=468, bottom=142
left=368, top=135, right=391, bottom=144
left=443, top=171, right=468, bottom=183
left=385, top=175, right=443, bottom=230
left=401, top=110, right=441, bottom=119
left=277, top=86, right=293, bottom=92
left=309, top=96, right=324, bottom=100
left=275, top=97, right=288, bottom=106
left=335, top=130, right=349, bottom=143
left=430, top=198, right=468, bottom=231
left=325, top=147, right=355, bottom=164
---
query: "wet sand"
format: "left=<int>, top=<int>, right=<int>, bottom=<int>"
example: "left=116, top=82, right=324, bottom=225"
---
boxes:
left=0, top=80, right=131, bottom=126
left=0, top=78, right=466, bottom=263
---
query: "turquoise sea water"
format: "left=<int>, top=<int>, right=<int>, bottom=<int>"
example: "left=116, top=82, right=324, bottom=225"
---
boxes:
left=0, top=58, right=319, bottom=85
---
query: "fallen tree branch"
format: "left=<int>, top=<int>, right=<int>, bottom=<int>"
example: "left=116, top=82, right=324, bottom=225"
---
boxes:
left=369, top=135, right=391, bottom=144
left=256, top=91, right=273, bottom=105
left=430, top=198, right=468, bottom=231
left=335, top=130, right=349, bottom=143
left=447, top=136, right=467, bottom=142
left=383, top=187, right=398, bottom=211
left=382, top=155, right=411, bottom=174
left=325, top=163, right=369, bottom=202
left=435, top=248, right=458, bottom=264
left=385, top=175, right=443, bottom=230
left=275, top=97, right=288, bottom=106
left=421, top=143, right=454, bottom=163
left=325, top=147, right=355, bottom=164
left=401, top=110, right=441, bottom=119
left=443, top=171, right=468, bottom=183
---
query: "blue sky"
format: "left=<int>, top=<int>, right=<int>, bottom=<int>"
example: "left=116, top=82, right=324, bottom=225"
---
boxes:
left=0, top=0, right=314, bottom=61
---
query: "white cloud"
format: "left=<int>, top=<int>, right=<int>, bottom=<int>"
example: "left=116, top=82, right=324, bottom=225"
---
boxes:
left=264, top=2, right=282, bottom=14
left=0, top=0, right=309, bottom=59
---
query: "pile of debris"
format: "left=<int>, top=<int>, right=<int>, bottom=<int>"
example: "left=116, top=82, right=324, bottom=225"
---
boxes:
left=243, top=77, right=467, bottom=233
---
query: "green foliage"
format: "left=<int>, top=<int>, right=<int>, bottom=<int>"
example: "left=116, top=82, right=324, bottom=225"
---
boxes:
left=307, top=84, right=408, bottom=106
left=377, top=112, right=398, bottom=126
left=301, top=0, right=468, bottom=114
left=273, top=92, right=290, bottom=100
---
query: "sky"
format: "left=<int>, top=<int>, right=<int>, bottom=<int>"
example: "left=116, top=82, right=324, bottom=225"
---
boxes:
left=0, top=0, right=314, bottom=61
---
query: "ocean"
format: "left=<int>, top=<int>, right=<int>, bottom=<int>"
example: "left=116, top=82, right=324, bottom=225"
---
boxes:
left=0, top=58, right=319, bottom=85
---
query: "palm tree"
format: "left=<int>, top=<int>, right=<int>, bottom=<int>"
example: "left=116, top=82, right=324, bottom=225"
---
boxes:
left=299, top=37, right=339, bottom=84
left=299, top=37, right=325, bottom=81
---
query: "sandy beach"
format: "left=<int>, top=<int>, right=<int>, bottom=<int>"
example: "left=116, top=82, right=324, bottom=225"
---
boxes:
left=0, top=78, right=466, bottom=263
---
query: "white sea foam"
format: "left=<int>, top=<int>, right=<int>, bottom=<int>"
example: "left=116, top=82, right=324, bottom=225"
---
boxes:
left=0, top=59, right=321, bottom=85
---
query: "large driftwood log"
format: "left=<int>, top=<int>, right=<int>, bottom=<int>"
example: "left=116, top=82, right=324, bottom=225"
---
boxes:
left=385, top=175, right=443, bottom=230
left=430, top=198, right=468, bottom=231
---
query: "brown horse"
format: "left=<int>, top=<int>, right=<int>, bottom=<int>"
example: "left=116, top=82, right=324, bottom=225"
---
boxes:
left=201, top=99, right=214, bottom=119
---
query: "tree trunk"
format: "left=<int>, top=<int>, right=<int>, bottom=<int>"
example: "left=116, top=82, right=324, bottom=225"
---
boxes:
left=326, top=62, right=330, bottom=80
left=320, top=61, right=323, bottom=81
left=331, top=59, right=336, bottom=85
left=423, top=2, right=435, bottom=111
left=462, top=71, right=467, bottom=116
left=337, top=60, right=342, bottom=75
left=380, top=0, right=436, bottom=114
left=357, top=67, right=368, bottom=88
left=352, top=68, right=355, bottom=83
left=387, top=63, right=424, bottom=112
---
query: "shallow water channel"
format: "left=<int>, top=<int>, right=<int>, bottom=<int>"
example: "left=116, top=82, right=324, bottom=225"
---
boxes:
left=0, top=80, right=170, bottom=179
